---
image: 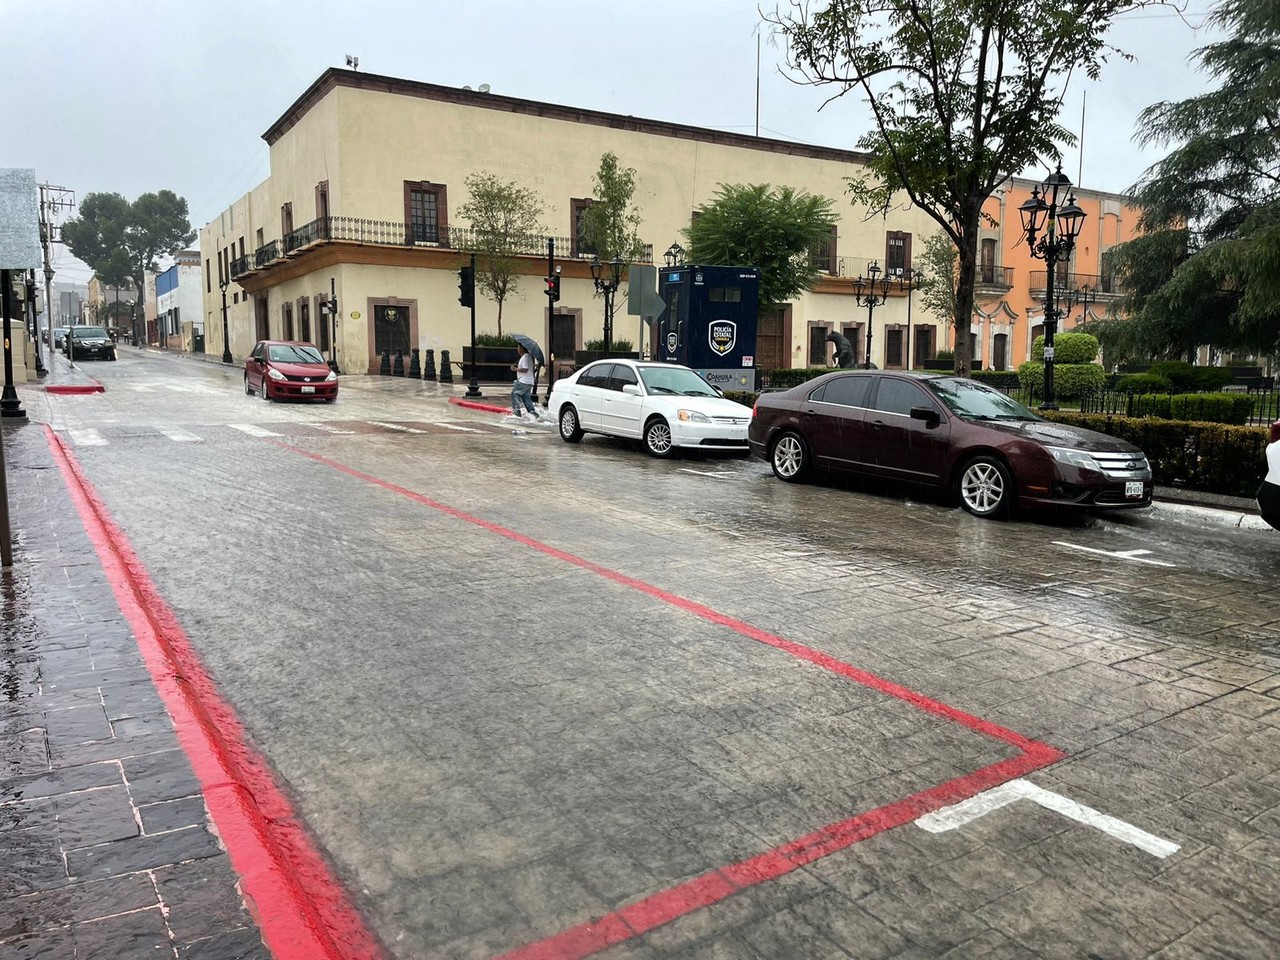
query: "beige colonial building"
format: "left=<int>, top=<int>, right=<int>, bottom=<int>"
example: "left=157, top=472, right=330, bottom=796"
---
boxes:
left=200, top=68, right=959, bottom=376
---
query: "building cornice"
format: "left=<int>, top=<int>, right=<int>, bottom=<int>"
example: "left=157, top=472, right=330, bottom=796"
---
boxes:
left=263, top=68, right=875, bottom=167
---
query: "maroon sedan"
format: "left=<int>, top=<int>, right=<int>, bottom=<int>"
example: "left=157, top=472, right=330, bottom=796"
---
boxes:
left=244, top=340, right=338, bottom=402
left=748, top=371, right=1153, bottom=519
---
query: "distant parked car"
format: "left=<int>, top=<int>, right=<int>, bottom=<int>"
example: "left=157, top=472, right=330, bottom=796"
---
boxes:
left=548, top=359, right=751, bottom=457
left=50, top=326, right=69, bottom=349
left=748, top=370, right=1153, bottom=519
left=64, top=326, right=116, bottom=360
left=244, top=340, right=337, bottom=402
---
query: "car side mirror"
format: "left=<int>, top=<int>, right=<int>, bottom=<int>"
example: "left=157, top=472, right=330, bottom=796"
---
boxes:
left=622, top=383, right=642, bottom=396
left=711, top=384, right=724, bottom=396
left=910, top=406, right=941, bottom=425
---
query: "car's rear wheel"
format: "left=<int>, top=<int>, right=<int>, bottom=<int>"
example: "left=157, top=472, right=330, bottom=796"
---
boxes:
left=957, top=455, right=1014, bottom=519
left=643, top=417, right=674, bottom=458
left=558, top=405, right=583, bottom=443
left=770, top=432, right=810, bottom=482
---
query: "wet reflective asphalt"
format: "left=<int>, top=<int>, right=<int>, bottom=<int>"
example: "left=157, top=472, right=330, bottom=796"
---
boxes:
left=7, top=346, right=1280, bottom=959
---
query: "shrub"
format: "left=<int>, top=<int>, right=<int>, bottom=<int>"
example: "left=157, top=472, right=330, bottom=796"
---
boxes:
left=971, top=369, right=1021, bottom=389
left=1115, top=373, right=1171, bottom=394
left=722, top=390, right=758, bottom=408
left=1169, top=392, right=1254, bottom=425
left=763, top=367, right=829, bottom=389
left=1191, top=366, right=1234, bottom=392
left=1038, top=411, right=1269, bottom=497
left=1017, top=361, right=1105, bottom=398
left=1130, top=394, right=1173, bottom=418
left=474, top=332, right=517, bottom=347
left=583, top=338, right=633, bottom=352
left=1031, top=331, right=1099, bottom=364
left=1147, top=360, right=1197, bottom=392
left=1017, top=360, right=1044, bottom=392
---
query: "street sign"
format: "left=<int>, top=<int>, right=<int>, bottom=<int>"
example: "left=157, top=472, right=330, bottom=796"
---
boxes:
left=0, top=170, right=40, bottom=269
left=626, top=264, right=666, bottom=323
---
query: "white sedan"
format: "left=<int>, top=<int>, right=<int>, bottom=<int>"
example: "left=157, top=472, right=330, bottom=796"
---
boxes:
left=548, top=359, right=752, bottom=457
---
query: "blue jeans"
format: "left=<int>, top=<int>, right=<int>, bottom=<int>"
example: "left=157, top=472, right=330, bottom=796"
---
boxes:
left=512, top=381, right=536, bottom=415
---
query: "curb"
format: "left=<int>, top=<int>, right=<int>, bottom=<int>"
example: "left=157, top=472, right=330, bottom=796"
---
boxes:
left=1150, top=499, right=1273, bottom=532
left=45, top=383, right=105, bottom=395
left=449, top=395, right=510, bottom=415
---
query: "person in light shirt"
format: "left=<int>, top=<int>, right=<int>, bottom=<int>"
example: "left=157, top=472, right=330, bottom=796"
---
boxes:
left=1258, top=419, right=1280, bottom=531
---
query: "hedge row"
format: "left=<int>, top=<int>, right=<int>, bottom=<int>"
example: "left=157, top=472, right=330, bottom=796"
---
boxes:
left=1017, top=361, right=1107, bottom=398
left=1128, top=392, right=1256, bottom=426
left=1039, top=411, right=1269, bottom=497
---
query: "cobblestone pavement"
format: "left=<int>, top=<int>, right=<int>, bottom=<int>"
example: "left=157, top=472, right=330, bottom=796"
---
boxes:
left=3, top=349, right=1280, bottom=959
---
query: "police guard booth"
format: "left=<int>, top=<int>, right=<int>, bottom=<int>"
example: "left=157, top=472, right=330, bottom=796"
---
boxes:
left=657, top=265, right=759, bottom=391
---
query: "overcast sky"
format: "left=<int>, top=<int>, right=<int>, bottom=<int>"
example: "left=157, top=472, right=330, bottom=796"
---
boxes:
left=2, top=0, right=1220, bottom=287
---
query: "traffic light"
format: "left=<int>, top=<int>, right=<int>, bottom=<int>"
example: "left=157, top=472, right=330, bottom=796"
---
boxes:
left=545, top=275, right=560, bottom=303
left=458, top=264, right=475, bottom=308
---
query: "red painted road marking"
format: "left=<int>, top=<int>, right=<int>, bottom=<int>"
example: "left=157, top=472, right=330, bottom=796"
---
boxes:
left=449, top=395, right=514, bottom=415
left=45, top=383, right=106, bottom=394
left=277, top=442, right=1067, bottom=960
left=45, top=426, right=384, bottom=960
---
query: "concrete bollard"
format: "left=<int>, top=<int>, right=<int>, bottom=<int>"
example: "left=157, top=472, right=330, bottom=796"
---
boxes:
left=439, top=349, right=454, bottom=383
left=379, top=349, right=391, bottom=376
left=423, top=349, right=436, bottom=381
left=409, top=348, right=421, bottom=378
left=392, top=349, right=405, bottom=377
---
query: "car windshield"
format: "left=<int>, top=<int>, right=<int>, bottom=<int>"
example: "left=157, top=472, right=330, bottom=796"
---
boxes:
left=268, top=344, right=325, bottom=364
left=73, top=327, right=108, bottom=338
left=925, top=377, right=1042, bottom=421
left=637, top=365, right=718, bottom=397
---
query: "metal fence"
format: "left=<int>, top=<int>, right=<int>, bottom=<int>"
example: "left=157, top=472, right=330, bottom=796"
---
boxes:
left=988, top=384, right=1280, bottom=427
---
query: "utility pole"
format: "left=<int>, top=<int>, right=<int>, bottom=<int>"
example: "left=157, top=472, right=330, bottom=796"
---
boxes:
left=37, top=183, right=75, bottom=370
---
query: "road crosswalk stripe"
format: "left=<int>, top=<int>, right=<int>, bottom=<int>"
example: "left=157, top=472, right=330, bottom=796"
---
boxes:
left=227, top=423, right=282, bottom=437
left=306, top=423, right=357, bottom=434
left=158, top=428, right=202, bottom=442
left=67, top=428, right=106, bottom=446
left=435, top=423, right=481, bottom=433
left=366, top=420, right=427, bottom=434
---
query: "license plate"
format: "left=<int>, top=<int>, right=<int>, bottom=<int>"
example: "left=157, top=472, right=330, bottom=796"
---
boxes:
left=1125, top=481, right=1143, bottom=498
left=301, top=386, right=315, bottom=394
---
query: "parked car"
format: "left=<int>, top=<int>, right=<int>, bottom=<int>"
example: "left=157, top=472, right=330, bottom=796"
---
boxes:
left=748, top=370, right=1153, bottom=519
left=50, top=326, right=69, bottom=350
left=64, top=326, right=117, bottom=360
left=244, top=340, right=338, bottom=401
left=548, top=359, right=751, bottom=457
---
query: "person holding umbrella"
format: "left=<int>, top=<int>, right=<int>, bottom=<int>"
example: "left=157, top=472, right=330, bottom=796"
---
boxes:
left=1258, top=418, right=1280, bottom=532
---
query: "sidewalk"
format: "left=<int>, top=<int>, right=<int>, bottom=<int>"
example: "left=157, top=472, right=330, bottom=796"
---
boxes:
left=0, top=419, right=269, bottom=959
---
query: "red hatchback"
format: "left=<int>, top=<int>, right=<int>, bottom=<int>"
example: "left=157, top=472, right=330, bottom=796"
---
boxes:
left=244, top=340, right=338, bottom=402
left=748, top=371, right=1153, bottom=519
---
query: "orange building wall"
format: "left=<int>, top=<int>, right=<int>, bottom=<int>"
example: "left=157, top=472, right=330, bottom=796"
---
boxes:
left=961, top=178, right=1143, bottom=369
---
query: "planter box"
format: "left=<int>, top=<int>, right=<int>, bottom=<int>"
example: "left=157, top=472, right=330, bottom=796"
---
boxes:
left=574, top=350, right=639, bottom=365
left=922, top=358, right=952, bottom=371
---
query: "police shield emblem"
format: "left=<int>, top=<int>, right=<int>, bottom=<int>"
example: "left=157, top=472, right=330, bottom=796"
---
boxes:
left=708, top=320, right=736, bottom=357
left=666, top=332, right=678, bottom=353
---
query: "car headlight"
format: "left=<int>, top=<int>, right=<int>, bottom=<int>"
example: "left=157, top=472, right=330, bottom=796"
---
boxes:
left=1046, top=446, right=1101, bottom=470
left=677, top=409, right=711, bottom=423
left=267, top=367, right=286, bottom=381
left=325, top=370, right=338, bottom=382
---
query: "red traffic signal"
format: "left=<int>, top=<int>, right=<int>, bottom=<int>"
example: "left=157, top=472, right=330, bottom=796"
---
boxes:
left=544, top=275, right=560, bottom=303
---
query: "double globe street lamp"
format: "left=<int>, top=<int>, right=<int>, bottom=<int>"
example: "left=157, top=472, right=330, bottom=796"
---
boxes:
left=218, top=276, right=233, bottom=364
left=589, top=254, right=625, bottom=354
left=853, top=262, right=892, bottom=369
left=1019, top=166, right=1086, bottom=409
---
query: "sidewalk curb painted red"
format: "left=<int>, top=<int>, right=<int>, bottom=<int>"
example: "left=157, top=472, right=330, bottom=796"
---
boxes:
left=449, top=395, right=510, bottom=415
left=45, top=383, right=105, bottom=395
left=44, top=426, right=383, bottom=960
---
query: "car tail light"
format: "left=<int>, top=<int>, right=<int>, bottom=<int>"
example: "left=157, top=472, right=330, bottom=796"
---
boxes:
left=751, top=402, right=758, bottom=419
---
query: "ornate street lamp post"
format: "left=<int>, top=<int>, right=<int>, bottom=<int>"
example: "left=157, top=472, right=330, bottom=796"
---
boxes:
left=853, top=261, right=892, bottom=369
left=663, top=242, right=684, bottom=268
left=218, top=276, right=233, bottom=363
left=896, top=267, right=925, bottom=370
left=590, top=254, right=625, bottom=354
left=1019, top=167, right=1086, bottom=409
left=26, top=271, right=45, bottom=376
left=318, top=277, right=340, bottom=373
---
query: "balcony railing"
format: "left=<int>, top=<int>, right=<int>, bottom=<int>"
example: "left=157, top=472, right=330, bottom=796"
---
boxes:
left=229, top=254, right=252, bottom=280
left=248, top=219, right=655, bottom=272
left=977, top=264, right=1014, bottom=288
left=1029, top=270, right=1124, bottom=297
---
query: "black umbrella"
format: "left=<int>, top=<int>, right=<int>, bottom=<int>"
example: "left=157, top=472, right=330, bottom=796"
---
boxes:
left=511, top=333, right=545, bottom=367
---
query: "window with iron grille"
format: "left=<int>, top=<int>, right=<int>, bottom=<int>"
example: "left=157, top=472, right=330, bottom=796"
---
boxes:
left=404, top=181, right=448, bottom=244
left=809, top=225, right=837, bottom=273
left=885, top=231, right=912, bottom=277
left=571, top=198, right=596, bottom=257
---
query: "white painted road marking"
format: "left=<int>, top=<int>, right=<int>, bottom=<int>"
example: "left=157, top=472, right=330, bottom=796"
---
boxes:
left=436, top=423, right=481, bottom=433
left=307, top=423, right=356, bottom=435
left=678, top=469, right=737, bottom=479
left=227, top=424, right=281, bottom=438
left=916, top=778, right=1180, bottom=859
left=68, top=429, right=106, bottom=446
left=1052, top=541, right=1177, bottom=567
left=157, top=428, right=202, bottom=442
left=368, top=421, right=427, bottom=434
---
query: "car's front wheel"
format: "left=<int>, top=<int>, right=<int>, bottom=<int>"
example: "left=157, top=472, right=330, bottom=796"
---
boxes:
left=244, top=375, right=253, bottom=396
left=770, top=432, right=810, bottom=482
left=643, top=417, right=674, bottom=458
left=261, top=378, right=272, bottom=401
left=956, top=455, right=1014, bottom=519
left=558, top=405, right=583, bottom=443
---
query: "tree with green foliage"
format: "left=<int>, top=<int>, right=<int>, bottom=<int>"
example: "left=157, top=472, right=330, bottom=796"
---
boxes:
left=581, top=153, right=646, bottom=264
left=1109, top=0, right=1280, bottom=360
left=916, top=232, right=959, bottom=334
left=458, top=172, right=546, bottom=336
left=683, top=183, right=836, bottom=313
left=63, top=190, right=195, bottom=328
left=769, top=0, right=1144, bottom=376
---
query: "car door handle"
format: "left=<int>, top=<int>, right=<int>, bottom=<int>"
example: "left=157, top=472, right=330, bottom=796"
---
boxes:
left=869, top=419, right=885, bottom=429
left=802, top=408, right=817, bottom=416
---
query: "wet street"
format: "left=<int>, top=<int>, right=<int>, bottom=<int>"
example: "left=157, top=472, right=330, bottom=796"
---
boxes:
left=5, top=347, right=1280, bottom=959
